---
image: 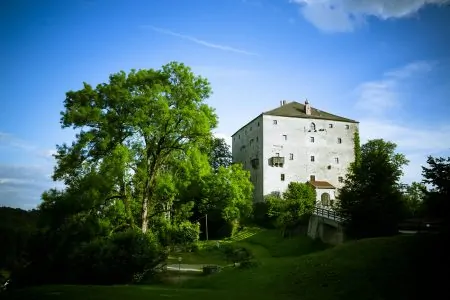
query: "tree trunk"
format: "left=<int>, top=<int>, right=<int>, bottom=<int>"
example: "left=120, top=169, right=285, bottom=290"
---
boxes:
left=120, top=178, right=134, bottom=227
left=141, top=157, right=159, bottom=233
left=141, top=177, right=150, bottom=232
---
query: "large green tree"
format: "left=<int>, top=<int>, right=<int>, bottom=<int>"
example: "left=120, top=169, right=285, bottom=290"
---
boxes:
left=337, top=139, right=408, bottom=238
left=53, top=62, right=218, bottom=232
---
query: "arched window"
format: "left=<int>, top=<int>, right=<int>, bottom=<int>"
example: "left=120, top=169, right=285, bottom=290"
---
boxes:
left=321, top=192, right=330, bottom=206
left=310, top=122, right=316, bottom=131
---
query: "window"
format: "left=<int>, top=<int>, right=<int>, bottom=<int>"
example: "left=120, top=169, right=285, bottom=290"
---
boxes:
left=250, top=126, right=252, bottom=131
left=273, top=120, right=278, bottom=125
left=329, top=124, right=333, bottom=128
left=310, top=156, right=315, bottom=162
left=275, top=152, right=280, bottom=157
left=321, top=193, right=331, bottom=206
left=283, top=134, right=287, bottom=140
left=281, top=174, right=285, bottom=181
left=335, top=157, right=339, bottom=164
left=238, top=135, right=240, bottom=139
left=310, top=137, right=315, bottom=143
left=338, top=176, right=344, bottom=183
left=310, top=122, right=316, bottom=131
left=337, top=137, right=342, bottom=144
left=256, top=136, right=259, bottom=142
left=310, top=175, right=316, bottom=182
left=289, top=153, right=294, bottom=160
left=257, top=122, right=260, bottom=127
left=345, top=125, right=350, bottom=129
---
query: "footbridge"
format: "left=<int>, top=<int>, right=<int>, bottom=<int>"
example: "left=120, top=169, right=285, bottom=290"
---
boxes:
left=307, top=207, right=346, bottom=245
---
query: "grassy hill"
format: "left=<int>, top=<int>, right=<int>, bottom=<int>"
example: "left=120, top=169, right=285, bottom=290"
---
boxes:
left=3, top=229, right=444, bottom=300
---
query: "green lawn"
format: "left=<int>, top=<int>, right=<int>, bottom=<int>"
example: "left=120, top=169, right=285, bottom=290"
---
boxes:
left=2, top=229, right=444, bottom=300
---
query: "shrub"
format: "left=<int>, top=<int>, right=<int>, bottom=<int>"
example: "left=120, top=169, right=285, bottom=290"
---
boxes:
left=70, top=229, right=166, bottom=284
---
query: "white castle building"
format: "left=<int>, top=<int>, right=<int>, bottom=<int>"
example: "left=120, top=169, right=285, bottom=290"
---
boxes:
left=231, top=100, right=359, bottom=207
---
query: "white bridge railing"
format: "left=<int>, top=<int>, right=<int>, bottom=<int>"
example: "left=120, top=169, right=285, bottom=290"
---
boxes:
left=312, top=206, right=346, bottom=223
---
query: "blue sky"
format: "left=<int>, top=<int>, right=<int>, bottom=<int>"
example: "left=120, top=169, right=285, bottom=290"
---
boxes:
left=1, top=0, right=450, bottom=209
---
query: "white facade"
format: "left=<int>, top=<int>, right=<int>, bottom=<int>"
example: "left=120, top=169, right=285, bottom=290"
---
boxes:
left=232, top=101, right=359, bottom=204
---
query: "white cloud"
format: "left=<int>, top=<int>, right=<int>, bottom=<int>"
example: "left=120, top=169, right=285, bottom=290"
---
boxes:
left=354, top=61, right=434, bottom=116
left=0, top=132, right=37, bottom=152
left=290, top=0, right=450, bottom=32
left=143, top=26, right=259, bottom=56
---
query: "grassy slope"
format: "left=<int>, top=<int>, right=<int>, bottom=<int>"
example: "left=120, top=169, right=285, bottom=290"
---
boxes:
left=3, top=229, right=444, bottom=300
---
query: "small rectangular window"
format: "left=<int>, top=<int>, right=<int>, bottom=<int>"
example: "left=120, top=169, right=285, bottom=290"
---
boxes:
left=275, top=152, right=280, bottom=157
left=250, top=126, right=252, bottom=131
left=238, top=135, right=240, bottom=139
left=329, top=124, right=333, bottom=128
left=345, top=125, right=350, bottom=129
left=289, top=153, right=294, bottom=160
left=283, top=134, right=287, bottom=140
left=281, top=174, right=285, bottom=181
left=256, top=136, right=258, bottom=142
left=310, top=156, right=315, bottom=162
left=310, top=175, right=315, bottom=182
left=335, top=157, right=339, bottom=164
left=257, top=122, right=260, bottom=127
left=273, top=120, right=277, bottom=125
left=338, top=176, right=344, bottom=183
left=310, top=137, right=315, bottom=143
left=337, top=138, right=342, bottom=144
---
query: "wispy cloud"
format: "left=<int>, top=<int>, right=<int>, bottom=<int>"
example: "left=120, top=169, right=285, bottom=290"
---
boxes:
left=353, top=60, right=450, bottom=183
left=354, top=61, right=434, bottom=115
left=143, top=26, right=259, bottom=56
left=290, top=0, right=450, bottom=32
left=0, top=132, right=59, bottom=208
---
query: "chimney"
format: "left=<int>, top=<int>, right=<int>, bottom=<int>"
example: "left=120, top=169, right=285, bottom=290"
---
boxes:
left=305, top=99, right=311, bottom=115
left=280, top=100, right=282, bottom=107
left=283, top=100, right=287, bottom=105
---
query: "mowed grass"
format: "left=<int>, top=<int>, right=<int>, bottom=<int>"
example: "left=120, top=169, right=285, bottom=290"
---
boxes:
left=3, top=229, right=445, bottom=300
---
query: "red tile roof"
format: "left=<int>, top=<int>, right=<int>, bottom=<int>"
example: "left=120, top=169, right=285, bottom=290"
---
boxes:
left=308, top=180, right=336, bottom=189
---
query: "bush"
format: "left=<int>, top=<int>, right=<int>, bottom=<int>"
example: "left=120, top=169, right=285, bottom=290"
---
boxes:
left=222, top=244, right=253, bottom=265
left=70, top=229, right=167, bottom=284
left=153, top=219, right=200, bottom=251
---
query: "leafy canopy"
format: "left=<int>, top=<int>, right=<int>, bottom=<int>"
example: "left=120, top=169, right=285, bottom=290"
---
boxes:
left=338, top=139, right=408, bottom=238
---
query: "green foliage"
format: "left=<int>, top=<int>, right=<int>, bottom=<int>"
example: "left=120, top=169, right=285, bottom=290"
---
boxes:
left=353, top=129, right=361, bottom=167
left=0, top=207, right=38, bottom=271
left=338, top=139, right=409, bottom=238
left=153, top=218, right=200, bottom=250
left=54, top=61, right=218, bottom=232
left=256, top=183, right=315, bottom=233
left=421, top=156, right=450, bottom=222
left=208, top=137, right=232, bottom=172
left=401, top=182, right=427, bottom=218
left=199, top=164, right=253, bottom=235
left=70, top=229, right=166, bottom=284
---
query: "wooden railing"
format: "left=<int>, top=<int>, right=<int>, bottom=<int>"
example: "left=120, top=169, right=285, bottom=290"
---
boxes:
left=313, top=206, right=345, bottom=222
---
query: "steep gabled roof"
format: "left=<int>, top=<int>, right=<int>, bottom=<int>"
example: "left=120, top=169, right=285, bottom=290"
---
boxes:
left=308, top=180, right=336, bottom=189
left=263, top=101, right=358, bottom=123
